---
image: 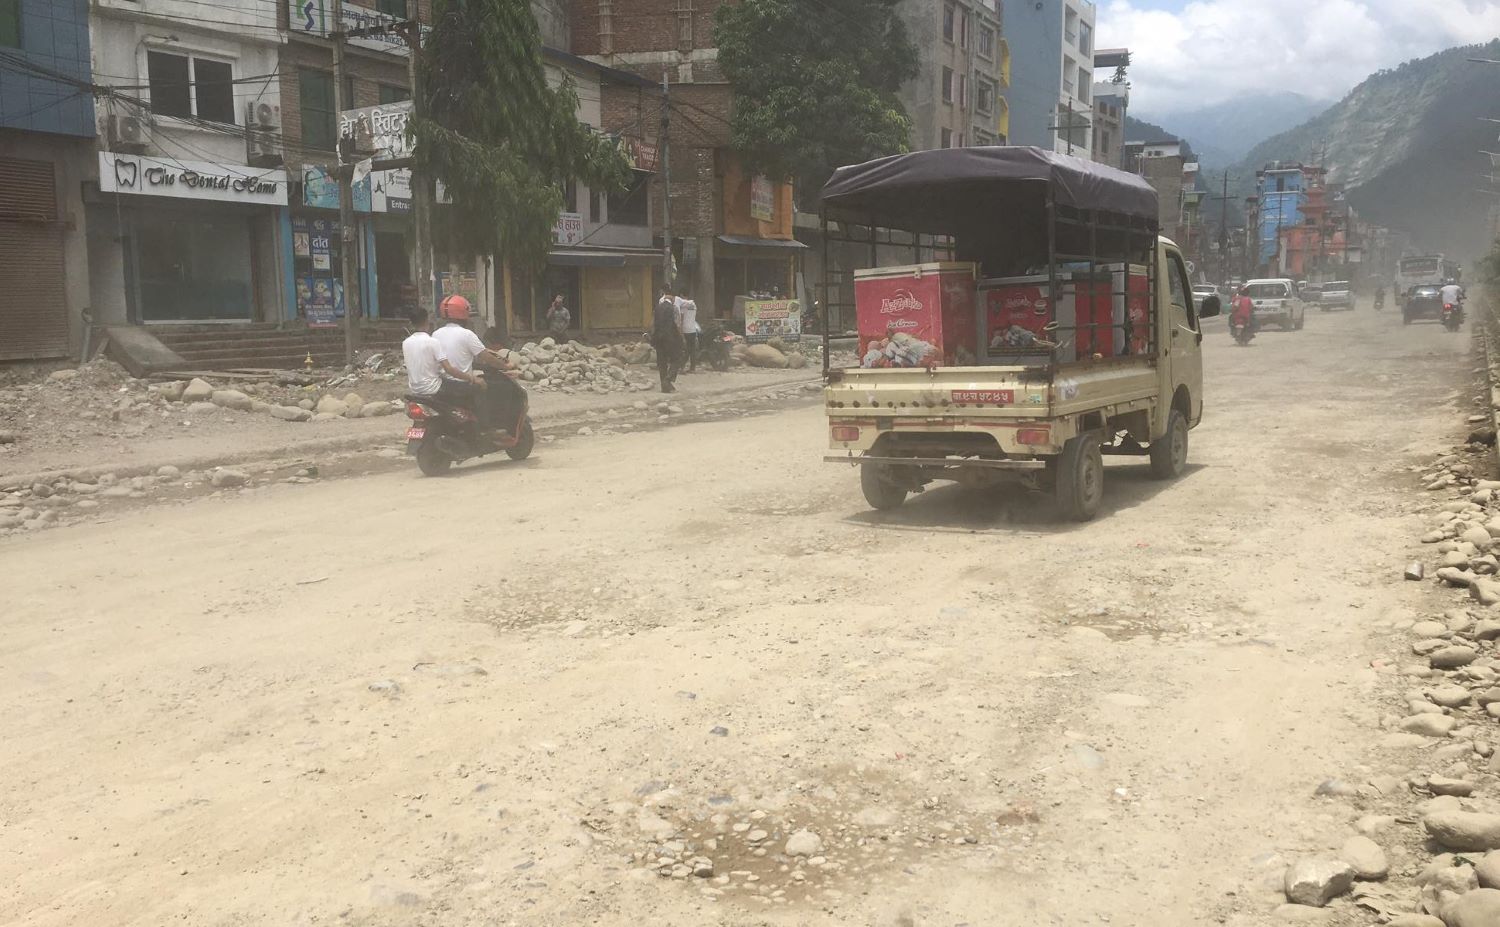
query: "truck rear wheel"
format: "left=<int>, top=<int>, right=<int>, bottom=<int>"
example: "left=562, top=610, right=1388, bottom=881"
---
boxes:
left=1054, top=432, right=1104, bottom=522
left=860, top=461, right=908, bottom=510
left=1149, top=409, right=1189, bottom=480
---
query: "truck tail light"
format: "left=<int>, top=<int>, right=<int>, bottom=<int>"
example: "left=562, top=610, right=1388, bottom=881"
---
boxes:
left=1016, top=428, right=1050, bottom=446
left=831, top=425, right=861, bottom=442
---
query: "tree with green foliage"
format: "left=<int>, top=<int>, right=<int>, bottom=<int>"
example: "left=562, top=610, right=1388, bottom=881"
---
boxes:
left=714, top=0, right=918, bottom=199
left=413, top=0, right=631, bottom=270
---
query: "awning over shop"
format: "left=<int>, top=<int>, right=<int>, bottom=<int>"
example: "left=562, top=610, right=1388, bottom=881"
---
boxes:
left=548, top=248, right=660, bottom=267
left=716, top=235, right=809, bottom=250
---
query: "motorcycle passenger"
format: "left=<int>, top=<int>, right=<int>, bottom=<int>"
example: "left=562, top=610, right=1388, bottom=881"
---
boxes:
left=1231, top=285, right=1255, bottom=334
left=1441, top=278, right=1464, bottom=320
left=404, top=306, right=485, bottom=408
left=433, top=295, right=509, bottom=425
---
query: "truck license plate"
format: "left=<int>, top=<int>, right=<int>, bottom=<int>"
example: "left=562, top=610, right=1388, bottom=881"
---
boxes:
left=952, top=389, right=1014, bottom=404
left=405, top=427, right=425, bottom=440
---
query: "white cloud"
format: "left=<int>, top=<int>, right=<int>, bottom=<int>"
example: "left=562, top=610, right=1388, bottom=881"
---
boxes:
left=1097, top=0, right=1500, bottom=114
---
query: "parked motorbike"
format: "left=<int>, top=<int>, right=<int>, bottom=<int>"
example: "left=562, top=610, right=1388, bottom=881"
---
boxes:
left=699, top=320, right=736, bottom=372
left=1443, top=302, right=1462, bottom=332
left=404, top=371, right=534, bottom=476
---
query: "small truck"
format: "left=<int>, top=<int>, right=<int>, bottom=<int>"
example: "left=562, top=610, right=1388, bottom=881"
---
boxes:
left=816, top=147, right=1220, bottom=520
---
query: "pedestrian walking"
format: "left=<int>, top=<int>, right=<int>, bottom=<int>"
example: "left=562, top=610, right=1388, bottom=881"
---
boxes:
left=676, top=285, right=701, bottom=373
left=653, top=286, right=685, bottom=392
left=545, top=294, right=571, bottom=340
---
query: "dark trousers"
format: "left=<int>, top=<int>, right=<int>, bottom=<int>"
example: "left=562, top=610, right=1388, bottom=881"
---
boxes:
left=683, top=332, right=700, bottom=371
left=435, top=379, right=478, bottom=409
left=656, top=343, right=683, bottom=391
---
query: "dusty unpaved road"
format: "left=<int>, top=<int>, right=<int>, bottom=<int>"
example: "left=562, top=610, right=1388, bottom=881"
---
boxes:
left=0, top=307, right=1476, bottom=926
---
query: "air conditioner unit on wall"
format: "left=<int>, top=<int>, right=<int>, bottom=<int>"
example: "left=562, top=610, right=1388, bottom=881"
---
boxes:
left=107, top=114, right=150, bottom=152
left=245, top=101, right=284, bottom=167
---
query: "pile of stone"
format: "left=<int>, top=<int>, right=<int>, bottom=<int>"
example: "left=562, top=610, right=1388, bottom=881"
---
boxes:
left=499, top=338, right=655, bottom=393
left=0, top=463, right=267, bottom=535
left=150, top=376, right=400, bottom=423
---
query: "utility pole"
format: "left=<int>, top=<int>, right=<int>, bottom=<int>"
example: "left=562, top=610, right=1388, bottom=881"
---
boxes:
left=660, top=69, right=673, bottom=288
left=1065, top=100, right=1074, bottom=156
left=404, top=0, right=434, bottom=318
left=330, top=0, right=360, bottom=367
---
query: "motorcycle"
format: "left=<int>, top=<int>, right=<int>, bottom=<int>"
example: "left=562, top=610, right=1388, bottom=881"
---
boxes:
left=699, top=320, right=737, bottom=372
left=404, top=370, right=534, bottom=476
left=1230, top=317, right=1256, bottom=346
left=1374, top=291, right=1385, bottom=312
left=1443, top=302, right=1462, bottom=332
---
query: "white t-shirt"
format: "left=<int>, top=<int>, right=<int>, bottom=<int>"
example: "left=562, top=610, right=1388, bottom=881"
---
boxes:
left=403, top=331, right=447, bottom=396
left=434, top=323, right=486, bottom=375
left=1441, top=284, right=1463, bottom=305
left=676, top=297, right=700, bottom=334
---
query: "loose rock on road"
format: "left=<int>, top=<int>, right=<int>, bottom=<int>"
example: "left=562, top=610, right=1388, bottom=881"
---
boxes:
left=0, top=306, right=1474, bottom=925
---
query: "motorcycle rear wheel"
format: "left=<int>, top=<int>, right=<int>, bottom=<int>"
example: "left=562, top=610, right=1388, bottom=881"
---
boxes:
left=416, top=440, right=452, bottom=476
left=506, top=420, right=535, bottom=460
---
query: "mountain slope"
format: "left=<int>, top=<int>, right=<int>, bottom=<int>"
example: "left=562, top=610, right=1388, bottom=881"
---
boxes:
left=1141, top=92, right=1328, bottom=167
left=1236, top=41, right=1500, bottom=263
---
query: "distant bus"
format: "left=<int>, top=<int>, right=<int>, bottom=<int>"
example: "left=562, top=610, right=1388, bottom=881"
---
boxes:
left=1398, top=254, right=1459, bottom=292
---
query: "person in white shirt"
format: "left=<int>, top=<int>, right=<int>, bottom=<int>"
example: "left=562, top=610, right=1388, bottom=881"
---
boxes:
left=1440, top=280, right=1464, bottom=308
left=403, top=306, right=484, bottom=405
left=676, top=285, right=702, bottom=372
left=433, top=295, right=504, bottom=376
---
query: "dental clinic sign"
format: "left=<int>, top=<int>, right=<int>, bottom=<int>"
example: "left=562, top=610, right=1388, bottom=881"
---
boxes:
left=99, top=153, right=288, bottom=206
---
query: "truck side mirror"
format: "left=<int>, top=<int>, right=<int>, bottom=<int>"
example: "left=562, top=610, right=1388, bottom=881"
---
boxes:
left=1199, top=294, right=1222, bottom=318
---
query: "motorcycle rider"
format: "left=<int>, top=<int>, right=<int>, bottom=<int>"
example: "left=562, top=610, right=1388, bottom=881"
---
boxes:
left=403, top=306, right=485, bottom=406
left=1374, top=284, right=1385, bottom=311
left=433, top=294, right=510, bottom=426
left=1230, top=285, right=1255, bottom=339
left=1441, top=278, right=1465, bottom=322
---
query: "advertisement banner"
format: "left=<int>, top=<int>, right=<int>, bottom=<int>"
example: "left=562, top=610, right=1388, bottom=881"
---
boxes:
left=743, top=298, right=801, bottom=344
left=290, top=0, right=411, bottom=56
left=552, top=212, right=583, bottom=246
left=310, top=220, right=332, bottom=272
left=750, top=174, right=774, bottom=222
left=302, top=166, right=372, bottom=212
left=99, top=152, right=287, bottom=206
left=437, top=271, right=480, bottom=306
left=854, top=275, right=942, bottom=367
left=982, top=280, right=1053, bottom=353
left=339, top=100, right=413, bottom=160
left=371, top=168, right=411, bottom=213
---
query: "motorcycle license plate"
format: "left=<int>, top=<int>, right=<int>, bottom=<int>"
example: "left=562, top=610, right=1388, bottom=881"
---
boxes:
left=405, top=427, right=426, bottom=440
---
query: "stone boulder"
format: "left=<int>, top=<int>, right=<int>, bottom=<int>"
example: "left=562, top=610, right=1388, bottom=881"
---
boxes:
left=743, top=344, right=789, bottom=368
left=1443, top=888, right=1500, bottom=927
left=1425, top=811, right=1500, bottom=851
left=342, top=392, right=365, bottom=417
left=314, top=395, right=349, bottom=417
left=209, top=468, right=249, bottom=488
left=211, top=389, right=252, bottom=411
left=181, top=378, right=214, bottom=402
left=1283, top=857, right=1355, bottom=907
left=361, top=401, right=395, bottom=418
left=156, top=380, right=189, bottom=402
left=268, top=405, right=312, bottom=422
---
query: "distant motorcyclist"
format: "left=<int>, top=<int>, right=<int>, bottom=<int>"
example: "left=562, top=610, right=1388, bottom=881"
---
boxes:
left=1441, top=278, right=1465, bottom=321
left=403, top=306, right=484, bottom=406
left=1231, top=285, right=1255, bottom=331
left=1374, top=284, right=1385, bottom=311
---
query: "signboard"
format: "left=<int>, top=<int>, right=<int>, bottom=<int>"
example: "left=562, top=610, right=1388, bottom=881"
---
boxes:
left=552, top=211, right=583, bottom=246
left=618, top=136, right=659, bottom=172
left=371, top=168, right=411, bottom=213
left=437, top=271, right=480, bottom=308
left=750, top=174, right=774, bottom=222
left=290, top=0, right=410, bottom=56
left=303, top=165, right=373, bottom=212
left=99, top=153, right=287, bottom=205
left=743, top=298, right=801, bottom=344
left=339, top=100, right=413, bottom=160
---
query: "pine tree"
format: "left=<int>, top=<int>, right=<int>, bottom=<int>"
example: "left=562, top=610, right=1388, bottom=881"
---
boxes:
left=414, top=0, right=630, bottom=269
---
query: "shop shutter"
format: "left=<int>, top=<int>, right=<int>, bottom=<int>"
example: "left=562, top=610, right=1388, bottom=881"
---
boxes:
left=0, top=158, right=69, bottom=360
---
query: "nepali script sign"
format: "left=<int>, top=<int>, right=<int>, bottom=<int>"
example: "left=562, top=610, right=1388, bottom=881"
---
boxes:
left=340, top=100, right=413, bottom=161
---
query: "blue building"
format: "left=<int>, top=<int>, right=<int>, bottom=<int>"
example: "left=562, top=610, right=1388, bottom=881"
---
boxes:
left=1254, top=165, right=1308, bottom=271
left=0, top=0, right=96, bottom=359
left=998, top=0, right=1096, bottom=154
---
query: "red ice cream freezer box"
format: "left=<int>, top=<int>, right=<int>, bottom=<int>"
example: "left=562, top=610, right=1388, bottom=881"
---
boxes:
left=853, top=262, right=977, bottom=368
left=979, top=264, right=1150, bottom=363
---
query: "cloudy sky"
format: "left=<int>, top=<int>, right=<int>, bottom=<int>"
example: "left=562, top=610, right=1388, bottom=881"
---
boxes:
left=1097, top=0, right=1500, bottom=115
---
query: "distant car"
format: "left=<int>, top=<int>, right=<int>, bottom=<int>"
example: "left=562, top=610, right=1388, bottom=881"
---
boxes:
left=1303, top=283, right=1324, bottom=305
left=1320, top=280, right=1353, bottom=310
left=1244, top=278, right=1306, bottom=331
left=1403, top=285, right=1444, bottom=324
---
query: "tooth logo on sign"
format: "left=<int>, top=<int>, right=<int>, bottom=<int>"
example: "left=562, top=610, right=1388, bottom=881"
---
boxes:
left=113, top=157, right=138, bottom=189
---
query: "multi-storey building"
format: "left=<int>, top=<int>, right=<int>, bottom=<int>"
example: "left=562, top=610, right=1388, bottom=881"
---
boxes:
left=569, top=0, right=802, bottom=321
left=1, top=0, right=95, bottom=360
left=896, top=0, right=1008, bottom=150
left=1090, top=47, right=1128, bottom=167
left=998, top=0, right=1095, bottom=155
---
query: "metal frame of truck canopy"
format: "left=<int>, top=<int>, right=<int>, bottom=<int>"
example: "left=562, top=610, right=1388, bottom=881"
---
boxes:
left=817, top=146, right=1162, bottom=378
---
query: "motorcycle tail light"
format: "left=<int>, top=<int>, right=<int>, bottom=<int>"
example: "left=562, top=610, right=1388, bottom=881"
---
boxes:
left=406, top=402, right=434, bottom=420
left=1016, top=428, right=1050, bottom=446
left=831, top=425, right=860, bottom=442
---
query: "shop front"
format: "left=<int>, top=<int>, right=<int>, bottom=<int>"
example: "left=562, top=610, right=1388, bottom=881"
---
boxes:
left=93, top=152, right=287, bottom=324
left=504, top=247, right=658, bottom=337
left=710, top=155, right=804, bottom=322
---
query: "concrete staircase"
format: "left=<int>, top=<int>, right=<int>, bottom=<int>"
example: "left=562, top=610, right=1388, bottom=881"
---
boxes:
left=149, top=322, right=409, bottom=370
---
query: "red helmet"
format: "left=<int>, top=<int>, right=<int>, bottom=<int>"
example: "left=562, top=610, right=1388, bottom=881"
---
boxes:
left=439, top=294, right=472, bottom=321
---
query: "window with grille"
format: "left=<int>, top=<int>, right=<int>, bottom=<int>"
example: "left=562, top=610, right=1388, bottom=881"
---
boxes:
left=148, top=52, right=235, bottom=124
